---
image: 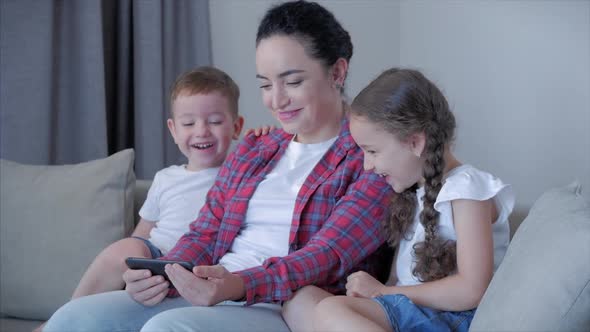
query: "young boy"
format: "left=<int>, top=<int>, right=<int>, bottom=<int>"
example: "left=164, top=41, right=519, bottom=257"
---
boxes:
left=34, top=66, right=244, bottom=332
left=78, top=66, right=244, bottom=296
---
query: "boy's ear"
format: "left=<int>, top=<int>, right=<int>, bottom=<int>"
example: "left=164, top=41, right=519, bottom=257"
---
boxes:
left=232, top=116, right=245, bottom=140
left=410, top=132, right=426, bottom=158
left=167, top=118, right=178, bottom=143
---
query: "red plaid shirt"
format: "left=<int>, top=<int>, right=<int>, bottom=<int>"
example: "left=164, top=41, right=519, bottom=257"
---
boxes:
left=164, top=117, right=393, bottom=304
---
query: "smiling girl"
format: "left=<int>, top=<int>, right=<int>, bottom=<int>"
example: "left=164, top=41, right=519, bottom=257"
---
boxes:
left=287, top=68, right=515, bottom=332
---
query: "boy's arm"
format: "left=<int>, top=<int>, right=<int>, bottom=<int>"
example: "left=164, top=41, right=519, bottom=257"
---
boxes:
left=131, top=218, right=156, bottom=239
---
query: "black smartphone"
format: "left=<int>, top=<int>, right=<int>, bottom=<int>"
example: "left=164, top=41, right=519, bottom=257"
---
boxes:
left=125, top=257, right=194, bottom=288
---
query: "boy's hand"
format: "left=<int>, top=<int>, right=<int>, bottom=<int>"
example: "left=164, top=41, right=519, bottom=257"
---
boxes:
left=244, top=125, right=276, bottom=137
left=165, top=264, right=245, bottom=306
left=123, top=268, right=169, bottom=306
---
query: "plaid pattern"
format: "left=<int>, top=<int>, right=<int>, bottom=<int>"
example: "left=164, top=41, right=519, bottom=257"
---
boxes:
left=164, top=117, right=393, bottom=304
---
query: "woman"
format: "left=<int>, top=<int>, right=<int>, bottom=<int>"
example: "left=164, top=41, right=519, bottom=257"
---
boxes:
left=44, top=1, right=393, bottom=331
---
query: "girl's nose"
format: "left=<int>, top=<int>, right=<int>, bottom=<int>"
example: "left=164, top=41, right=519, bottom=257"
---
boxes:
left=363, top=156, right=374, bottom=171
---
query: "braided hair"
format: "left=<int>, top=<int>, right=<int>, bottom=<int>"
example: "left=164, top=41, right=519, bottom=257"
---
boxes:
left=351, top=68, right=457, bottom=282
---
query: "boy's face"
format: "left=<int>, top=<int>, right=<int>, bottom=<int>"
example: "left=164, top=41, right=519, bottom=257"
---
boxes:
left=168, top=91, right=243, bottom=172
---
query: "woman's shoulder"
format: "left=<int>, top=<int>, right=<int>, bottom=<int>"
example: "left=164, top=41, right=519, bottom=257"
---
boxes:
left=239, top=127, right=292, bottom=149
left=435, top=164, right=513, bottom=207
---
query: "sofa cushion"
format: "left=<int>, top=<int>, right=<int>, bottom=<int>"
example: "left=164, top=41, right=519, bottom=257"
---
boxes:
left=0, top=317, right=44, bottom=332
left=0, top=149, right=135, bottom=320
left=470, top=182, right=590, bottom=331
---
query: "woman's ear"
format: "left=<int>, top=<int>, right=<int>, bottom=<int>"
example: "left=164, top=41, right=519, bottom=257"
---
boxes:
left=331, top=58, right=348, bottom=89
left=410, top=132, right=426, bottom=158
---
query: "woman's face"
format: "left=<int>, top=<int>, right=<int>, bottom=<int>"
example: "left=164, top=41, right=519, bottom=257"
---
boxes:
left=256, top=35, right=343, bottom=143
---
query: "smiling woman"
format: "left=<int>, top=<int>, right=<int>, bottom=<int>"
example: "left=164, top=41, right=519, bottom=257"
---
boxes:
left=255, top=35, right=347, bottom=144
left=43, top=2, right=393, bottom=332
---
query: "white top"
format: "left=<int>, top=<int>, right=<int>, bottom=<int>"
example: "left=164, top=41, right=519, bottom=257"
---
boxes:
left=219, top=136, right=337, bottom=272
left=395, top=164, right=514, bottom=286
left=139, top=165, right=219, bottom=254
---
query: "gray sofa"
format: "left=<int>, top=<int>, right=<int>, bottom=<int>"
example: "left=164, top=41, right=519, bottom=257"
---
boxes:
left=1, top=149, right=589, bottom=332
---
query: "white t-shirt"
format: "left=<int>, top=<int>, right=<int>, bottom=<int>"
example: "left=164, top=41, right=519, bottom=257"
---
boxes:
left=139, top=165, right=219, bottom=254
left=395, top=164, right=514, bottom=286
left=219, top=136, right=337, bottom=272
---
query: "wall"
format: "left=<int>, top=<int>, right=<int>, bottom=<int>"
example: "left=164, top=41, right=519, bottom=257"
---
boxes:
left=210, top=0, right=590, bottom=219
left=399, top=1, right=590, bottom=220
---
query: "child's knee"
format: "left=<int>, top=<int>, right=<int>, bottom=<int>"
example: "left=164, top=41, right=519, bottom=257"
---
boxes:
left=292, top=284, right=323, bottom=299
left=101, top=238, right=150, bottom=267
left=314, top=296, right=347, bottom=325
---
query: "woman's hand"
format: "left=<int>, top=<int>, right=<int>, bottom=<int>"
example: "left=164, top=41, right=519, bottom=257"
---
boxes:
left=244, top=124, right=276, bottom=137
left=345, top=271, right=386, bottom=298
left=123, top=268, right=169, bottom=306
left=165, top=264, right=246, bottom=306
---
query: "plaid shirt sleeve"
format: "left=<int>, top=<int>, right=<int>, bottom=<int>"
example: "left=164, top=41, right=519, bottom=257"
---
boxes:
left=235, top=157, right=392, bottom=305
left=159, top=132, right=269, bottom=297
left=160, top=142, right=238, bottom=296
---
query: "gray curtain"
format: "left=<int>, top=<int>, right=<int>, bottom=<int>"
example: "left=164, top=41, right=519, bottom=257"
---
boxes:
left=0, top=0, right=211, bottom=179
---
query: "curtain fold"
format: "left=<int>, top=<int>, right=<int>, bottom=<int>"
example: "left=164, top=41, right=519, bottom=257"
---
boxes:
left=0, top=0, right=211, bottom=179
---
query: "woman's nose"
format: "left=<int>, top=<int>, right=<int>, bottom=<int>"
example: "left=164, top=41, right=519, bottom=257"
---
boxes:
left=271, top=87, right=289, bottom=110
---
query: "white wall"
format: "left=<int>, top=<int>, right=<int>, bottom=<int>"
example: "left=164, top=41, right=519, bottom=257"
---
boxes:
left=210, top=0, right=590, bottom=218
left=399, top=1, right=590, bottom=218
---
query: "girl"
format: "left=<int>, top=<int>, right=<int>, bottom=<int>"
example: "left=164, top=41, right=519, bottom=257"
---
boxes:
left=288, top=68, right=514, bottom=332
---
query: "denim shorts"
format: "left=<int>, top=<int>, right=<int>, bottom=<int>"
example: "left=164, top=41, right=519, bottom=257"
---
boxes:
left=130, top=236, right=163, bottom=258
left=373, top=294, right=475, bottom=332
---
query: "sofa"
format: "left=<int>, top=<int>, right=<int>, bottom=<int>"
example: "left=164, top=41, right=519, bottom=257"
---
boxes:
left=1, top=149, right=589, bottom=332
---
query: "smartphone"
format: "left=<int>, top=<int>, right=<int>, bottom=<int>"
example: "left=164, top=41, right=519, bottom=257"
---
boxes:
left=125, top=257, right=194, bottom=288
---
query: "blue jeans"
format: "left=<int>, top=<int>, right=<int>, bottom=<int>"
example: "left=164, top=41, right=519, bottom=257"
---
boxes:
left=130, top=236, right=163, bottom=258
left=373, top=294, right=475, bottom=332
left=43, top=290, right=290, bottom=332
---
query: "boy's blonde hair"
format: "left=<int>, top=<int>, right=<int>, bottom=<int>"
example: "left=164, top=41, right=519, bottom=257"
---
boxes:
left=170, top=66, right=240, bottom=118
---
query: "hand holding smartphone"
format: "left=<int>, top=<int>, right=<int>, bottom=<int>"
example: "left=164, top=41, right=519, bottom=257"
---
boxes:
left=125, top=257, right=194, bottom=289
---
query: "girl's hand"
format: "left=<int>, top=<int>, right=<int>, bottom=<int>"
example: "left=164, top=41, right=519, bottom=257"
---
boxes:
left=123, top=268, right=169, bottom=306
left=345, top=271, right=386, bottom=298
left=165, top=264, right=245, bottom=306
left=244, top=124, right=276, bottom=137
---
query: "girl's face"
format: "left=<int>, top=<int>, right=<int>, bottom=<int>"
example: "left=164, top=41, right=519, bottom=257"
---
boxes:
left=256, top=35, right=343, bottom=143
left=349, top=114, right=425, bottom=193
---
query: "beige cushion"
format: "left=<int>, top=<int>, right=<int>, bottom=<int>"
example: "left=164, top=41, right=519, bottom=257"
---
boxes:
left=0, top=149, right=135, bottom=320
left=470, top=182, right=590, bottom=331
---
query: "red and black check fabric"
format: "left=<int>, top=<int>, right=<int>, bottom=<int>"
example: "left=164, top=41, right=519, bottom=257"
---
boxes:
left=164, top=117, right=393, bottom=304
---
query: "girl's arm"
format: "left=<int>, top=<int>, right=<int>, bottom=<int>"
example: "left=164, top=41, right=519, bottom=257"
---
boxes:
left=349, top=198, right=495, bottom=312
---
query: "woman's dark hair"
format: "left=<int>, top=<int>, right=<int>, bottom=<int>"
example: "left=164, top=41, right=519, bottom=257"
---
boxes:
left=256, top=0, right=352, bottom=80
left=351, top=68, right=457, bottom=282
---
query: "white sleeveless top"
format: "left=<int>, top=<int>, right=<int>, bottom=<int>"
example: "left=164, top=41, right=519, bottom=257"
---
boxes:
left=395, top=164, right=514, bottom=286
